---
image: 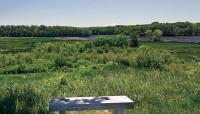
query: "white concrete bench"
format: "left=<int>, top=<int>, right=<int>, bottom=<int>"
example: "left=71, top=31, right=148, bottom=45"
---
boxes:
left=49, top=96, right=134, bottom=114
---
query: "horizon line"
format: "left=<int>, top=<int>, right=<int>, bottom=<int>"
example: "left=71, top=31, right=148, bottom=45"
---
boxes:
left=0, top=21, right=199, bottom=28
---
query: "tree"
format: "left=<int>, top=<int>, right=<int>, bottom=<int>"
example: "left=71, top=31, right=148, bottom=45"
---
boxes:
left=128, top=32, right=139, bottom=47
left=151, top=29, right=163, bottom=41
left=145, top=30, right=153, bottom=37
left=192, top=24, right=200, bottom=36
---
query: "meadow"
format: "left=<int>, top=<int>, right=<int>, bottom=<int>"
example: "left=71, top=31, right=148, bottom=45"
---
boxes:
left=0, top=36, right=199, bottom=114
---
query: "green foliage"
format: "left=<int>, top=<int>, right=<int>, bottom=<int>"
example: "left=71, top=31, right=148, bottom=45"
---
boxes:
left=93, top=36, right=128, bottom=48
left=0, top=54, right=16, bottom=66
left=128, top=32, right=139, bottom=47
left=16, top=53, right=33, bottom=64
left=193, top=56, right=200, bottom=67
left=0, top=25, right=91, bottom=37
left=0, top=64, right=48, bottom=74
left=134, top=46, right=175, bottom=68
left=54, top=54, right=68, bottom=68
left=0, top=84, right=47, bottom=114
left=91, top=22, right=200, bottom=36
left=117, top=58, right=130, bottom=66
left=0, top=37, right=199, bottom=114
left=145, top=29, right=153, bottom=37
left=95, top=47, right=109, bottom=54
left=1, top=22, right=200, bottom=37
left=0, top=53, right=33, bottom=67
left=151, top=29, right=163, bottom=41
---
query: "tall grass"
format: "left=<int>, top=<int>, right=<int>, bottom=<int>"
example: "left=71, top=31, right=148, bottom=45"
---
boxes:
left=0, top=36, right=199, bottom=114
left=0, top=83, right=48, bottom=114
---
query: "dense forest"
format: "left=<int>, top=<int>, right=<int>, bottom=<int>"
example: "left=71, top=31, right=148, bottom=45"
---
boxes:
left=90, top=22, right=200, bottom=36
left=0, top=25, right=91, bottom=37
left=0, top=22, right=200, bottom=37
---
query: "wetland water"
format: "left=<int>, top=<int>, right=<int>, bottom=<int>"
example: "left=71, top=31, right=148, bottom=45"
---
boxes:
left=62, top=36, right=200, bottom=43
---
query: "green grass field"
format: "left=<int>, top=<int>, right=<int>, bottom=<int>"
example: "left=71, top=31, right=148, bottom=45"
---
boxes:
left=141, top=42, right=200, bottom=61
left=0, top=37, right=60, bottom=53
left=0, top=37, right=199, bottom=114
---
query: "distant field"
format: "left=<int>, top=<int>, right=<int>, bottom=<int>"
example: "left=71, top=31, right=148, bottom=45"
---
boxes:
left=0, top=37, right=199, bottom=61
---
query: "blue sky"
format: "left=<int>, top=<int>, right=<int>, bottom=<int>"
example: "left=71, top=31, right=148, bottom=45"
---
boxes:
left=0, top=0, right=200, bottom=27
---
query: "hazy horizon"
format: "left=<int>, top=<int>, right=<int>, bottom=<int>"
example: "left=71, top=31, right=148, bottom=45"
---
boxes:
left=0, top=0, right=200, bottom=27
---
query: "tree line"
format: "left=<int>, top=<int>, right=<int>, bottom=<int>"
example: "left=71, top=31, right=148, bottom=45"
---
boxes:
left=0, top=25, right=91, bottom=37
left=90, top=22, right=200, bottom=36
left=0, top=22, right=200, bottom=37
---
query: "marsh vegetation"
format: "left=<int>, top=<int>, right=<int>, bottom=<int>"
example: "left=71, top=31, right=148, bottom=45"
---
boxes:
left=0, top=36, right=199, bottom=114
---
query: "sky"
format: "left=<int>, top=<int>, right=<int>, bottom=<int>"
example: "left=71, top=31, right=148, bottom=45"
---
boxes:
left=0, top=0, right=200, bottom=27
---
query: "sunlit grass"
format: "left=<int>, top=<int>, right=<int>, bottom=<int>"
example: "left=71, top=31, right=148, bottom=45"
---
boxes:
left=0, top=37, right=199, bottom=114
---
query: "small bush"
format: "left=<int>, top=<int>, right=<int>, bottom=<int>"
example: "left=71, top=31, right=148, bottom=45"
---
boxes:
left=151, top=29, right=163, bottom=41
left=114, top=35, right=128, bottom=47
left=128, top=33, right=139, bottom=48
left=93, top=36, right=128, bottom=48
left=134, top=46, right=175, bottom=69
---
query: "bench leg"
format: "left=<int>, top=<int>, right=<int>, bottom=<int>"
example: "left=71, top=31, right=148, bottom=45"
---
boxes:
left=59, top=110, right=66, bottom=114
left=112, top=109, right=124, bottom=114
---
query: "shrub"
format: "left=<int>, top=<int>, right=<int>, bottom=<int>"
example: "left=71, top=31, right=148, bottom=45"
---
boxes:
left=114, top=35, right=128, bottom=47
left=54, top=54, right=67, bottom=68
left=96, top=47, right=104, bottom=54
left=93, top=36, right=128, bottom=48
left=145, top=30, right=153, bottom=37
left=151, top=29, right=163, bottom=41
left=134, top=46, right=175, bottom=69
left=128, top=32, right=139, bottom=48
